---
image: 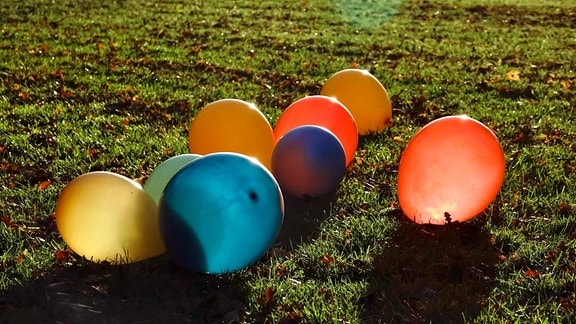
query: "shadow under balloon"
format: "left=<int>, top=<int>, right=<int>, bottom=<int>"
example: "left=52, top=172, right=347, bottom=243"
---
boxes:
left=360, top=213, right=502, bottom=323
left=0, top=255, right=247, bottom=324
left=0, top=193, right=335, bottom=324
left=158, top=198, right=208, bottom=273
left=274, top=191, right=337, bottom=248
left=1, top=209, right=245, bottom=324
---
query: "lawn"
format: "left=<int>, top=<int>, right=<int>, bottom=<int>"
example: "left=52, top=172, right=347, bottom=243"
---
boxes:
left=1, top=0, right=575, bottom=322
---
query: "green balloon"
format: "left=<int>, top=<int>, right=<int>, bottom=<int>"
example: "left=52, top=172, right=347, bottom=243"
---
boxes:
left=144, top=154, right=201, bottom=204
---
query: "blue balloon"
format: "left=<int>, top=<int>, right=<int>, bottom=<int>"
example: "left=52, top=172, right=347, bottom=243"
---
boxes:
left=159, top=152, right=284, bottom=274
left=272, top=125, right=346, bottom=198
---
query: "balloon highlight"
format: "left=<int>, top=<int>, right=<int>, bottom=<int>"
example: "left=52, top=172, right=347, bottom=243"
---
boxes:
left=144, top=154, right=201, bottom=204
left=274, top=95, right=358, bottom=166
left=159, top=153, right=284, bottom=274
left=397, top=115, right=505, bottom=225
left=321, top=69, right=392, bottom=135
left=55, top=172, right=166, bottom=264
left=272, top=125, right=346, bottom=198
left=188, top=99, right=275, bottom=170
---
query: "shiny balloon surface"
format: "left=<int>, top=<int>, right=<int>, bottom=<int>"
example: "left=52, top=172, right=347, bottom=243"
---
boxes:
left=272, top=125, right=346, bottom=198
left=55, top=172, right=166, bottom=263
left=321, top=69, right=392, bottom=135
left=159, top=153, right=284, bottom=274
left=188, top=99, right=275, bottom=170
left=144, top=154, right=201, bottom=204
left=274, top=95, right=358, bottom=166
left=397, top=115, right=505, bottom=225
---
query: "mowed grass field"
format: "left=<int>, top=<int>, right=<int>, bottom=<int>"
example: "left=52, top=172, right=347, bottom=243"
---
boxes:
left=1, top=0, right=575, bottom=322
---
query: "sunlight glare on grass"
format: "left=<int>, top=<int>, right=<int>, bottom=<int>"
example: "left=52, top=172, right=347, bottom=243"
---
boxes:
left=332, top=0, right=404, bottom=29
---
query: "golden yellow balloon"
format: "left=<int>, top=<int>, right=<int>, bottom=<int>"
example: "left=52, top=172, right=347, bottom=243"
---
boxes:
left=55, top=172, right=166, bottom=264
left=321, top=69, right=392, bottom=135
left=188, top=99, right=275, bottom=170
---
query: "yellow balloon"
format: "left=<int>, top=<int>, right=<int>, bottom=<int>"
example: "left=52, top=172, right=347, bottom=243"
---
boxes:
left=321, top=69, right=392, bottom=135
left=55, top=172, right=166, bottom=264
left=188, top=99, right=275, bottom=170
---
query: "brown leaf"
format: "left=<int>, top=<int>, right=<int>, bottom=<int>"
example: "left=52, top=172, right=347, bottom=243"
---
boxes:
left=560, top=79, right=572, bottom=89
left=1, top=216, right=15, bottom=228
left=55, top=249, right=72, bottom=263
left=38, top=180, right=51, bottom=190
left=59, top=88, right=72, bottom=99
left=18, top=91, right=31, bottom=101
left=38, top=44, right=50, bottom=53
left=257, top=286, right=275, bottom=307
left=52, top=69, right=64, bottom=79
left=275, top=262, right=288, bottom=277
left=506, top=70, right=520, bottom=81
left=319, top=255, right=335, bottom=267
left=16, top=249, right=28, bottom=264
left=525, top=269, right=540, bottom=278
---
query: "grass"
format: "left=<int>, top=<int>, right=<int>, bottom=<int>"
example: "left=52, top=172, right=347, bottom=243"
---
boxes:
left=1, top=0, right=575, bottom=322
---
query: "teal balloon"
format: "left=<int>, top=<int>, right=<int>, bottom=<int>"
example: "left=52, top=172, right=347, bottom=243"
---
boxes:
left=158, top=152, right=284, bottom=274
left=144, top=154, right=201, bottom=204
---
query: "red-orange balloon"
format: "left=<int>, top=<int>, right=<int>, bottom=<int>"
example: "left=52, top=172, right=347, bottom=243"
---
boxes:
left=397, top=115, right=505, bottom=225
left=274, top=95, right=358, bottom=166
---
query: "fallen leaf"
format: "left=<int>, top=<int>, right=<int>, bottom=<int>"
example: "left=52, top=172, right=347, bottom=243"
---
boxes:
left=1, top=216, right=14, bottom=228
left=560, top=79, right=572, bottom=89
left=55, top=249, right=72, bottom=262
left=525, top=269, right=540, bottom=278
left=257, top=286, right=275, bottom=307
left=18, top=91, right=31, bottom=101
left=59, top=88, right=73, bottom=99
left=38, top=180, right=51, bottom=190
left=506, top=70, right=521, bottom=81
left=52, top=69, right=64, bottom=79
left=275, top=262, right=288, bottom=277
left=16, top=249, right=28, bottom=264
left=319, top=255, right=335, bottom=267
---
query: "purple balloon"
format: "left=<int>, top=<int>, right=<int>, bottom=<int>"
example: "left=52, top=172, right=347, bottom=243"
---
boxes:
left=272, top=125, right=346, bottom=198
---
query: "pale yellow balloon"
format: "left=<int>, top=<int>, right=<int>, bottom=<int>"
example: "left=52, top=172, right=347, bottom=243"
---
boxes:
left=188, top=99, right=275, bottom=170
left=321, top=69, right=392, bottom=135
left=55, top=172, right=166, bottom=264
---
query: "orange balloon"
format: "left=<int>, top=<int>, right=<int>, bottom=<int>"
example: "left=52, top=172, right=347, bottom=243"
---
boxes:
left=397, top=115, right=505, bottom=225
left=274, top=95, right=358, bottom=166
left=55, top=172, right=166, bottom=263
left=188, top=99, right=275, bottom=170
left=320, top=69, right=392, bottom=135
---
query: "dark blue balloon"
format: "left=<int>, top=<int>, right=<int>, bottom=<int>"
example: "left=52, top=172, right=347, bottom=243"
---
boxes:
left=272, top=125, right=346, bottom=198
left=159, top=152, right=284, bottom=274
